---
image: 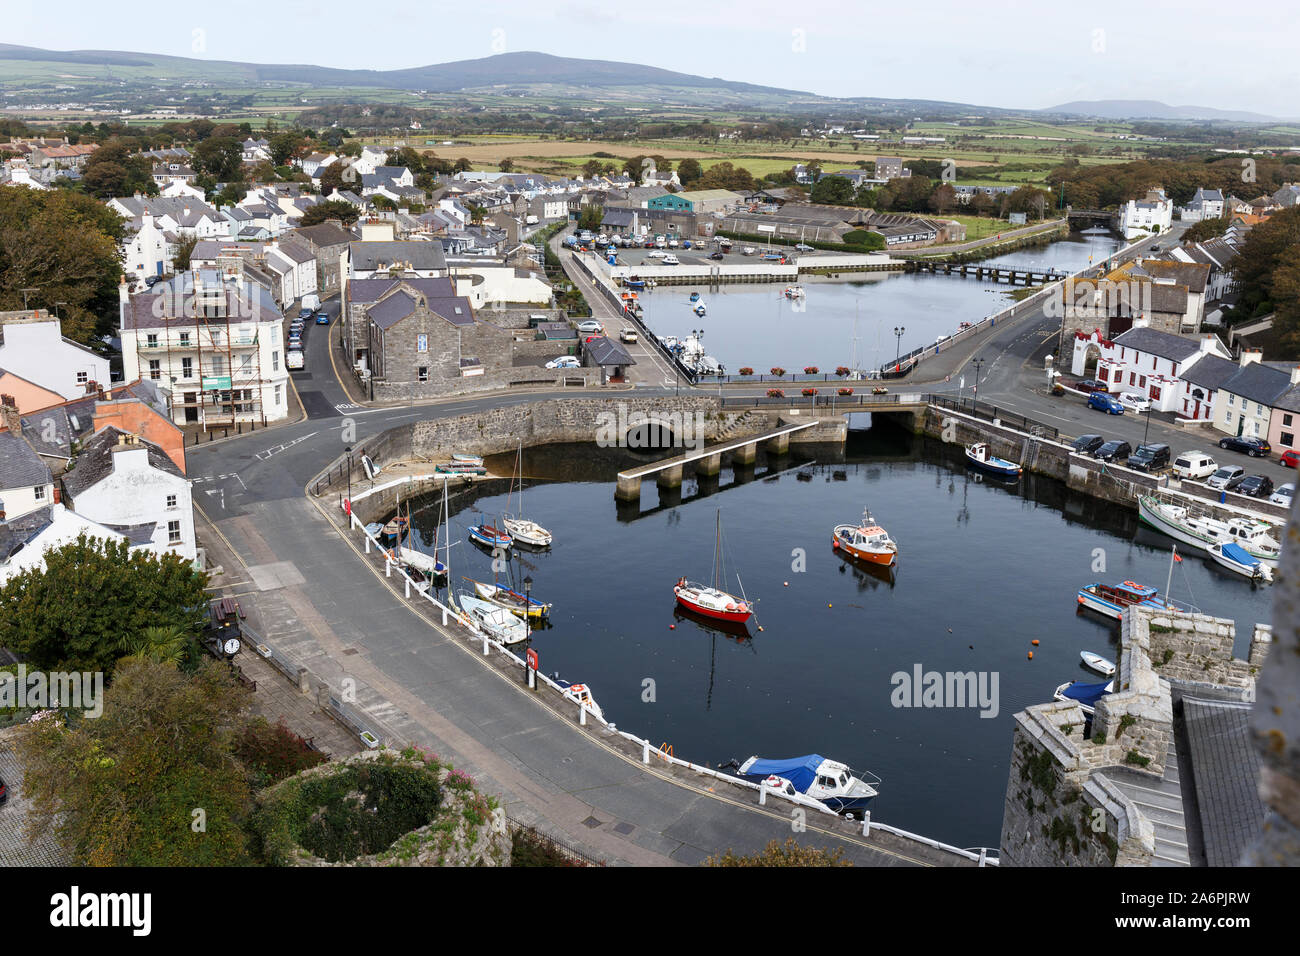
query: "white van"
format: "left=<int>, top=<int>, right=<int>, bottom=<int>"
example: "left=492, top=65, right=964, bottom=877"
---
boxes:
left=1172, top=451, right=1217, bottom=480
left=301, top=293, right=320, bottom=312
left=286, top=349, right=305, bottom=371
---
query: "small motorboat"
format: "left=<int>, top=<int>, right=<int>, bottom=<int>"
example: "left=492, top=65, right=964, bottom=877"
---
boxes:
left=689, top=291, right=700, bottom=302
left=693, top=302, right=706, bottom=316
left=729, top=755, right=880, bottom=817
left=456, top=593, right=529, bottom=645
left=831, top=508, right=897, bottom=567
left=473, top=580, right=551, bottom=621
left=625, top=277, right=646, bottom=290
left=1076, top=580, right=1197, bottom=619
left=364, top=522, right=384, bottom=538
left=1054, top=679, right=1114, bottom=717
left=436, top=460, right=487, bottom=476
left=553, top=678, right=604, bottom=721
left=468, top=522, right=511, bottom=550
left=965, top=442, right=1022, bottom=478
left=1208, top=541, right=1273, bottom=582
left=1080, top=651, right=1116, bottom=677
left=452, top=453, right=484, bottom=467
left=379, top=516, right=408, bottom=542
left=783, top=285, right=806, bottom=299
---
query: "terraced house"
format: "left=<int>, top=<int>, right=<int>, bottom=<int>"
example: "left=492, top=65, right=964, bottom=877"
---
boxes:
left=1210, top=352, right=1300, bottom=440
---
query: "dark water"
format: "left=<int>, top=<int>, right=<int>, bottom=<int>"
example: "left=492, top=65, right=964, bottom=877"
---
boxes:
left=399, top=424, right=1270, bottom=848
left=638, top=231, right=1124, bottom=372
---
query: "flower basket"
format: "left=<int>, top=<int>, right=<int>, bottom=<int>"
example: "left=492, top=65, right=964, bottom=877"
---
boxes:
left=838, top=387, right=854, bottom=396
left=802, top=388, right=818, bottom=396
left=803, top=366, right=819, bottom=375
left=769, top=367, right=786, bottom=377
left=738, top=367, right=754, bottom=376
left=766, top=388, right=785, bottom=398
left=835, top=366, right=851, bottom=377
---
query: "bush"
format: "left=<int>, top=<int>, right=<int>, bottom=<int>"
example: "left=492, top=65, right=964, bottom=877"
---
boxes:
left=770, top=367, right=786, bottom=376
left=804, top=366, right=819, bottom=374
left=707, top=837, right=851, bottom=867
left=843, top=230, right=887, bottom=251
left=738, top=366, right=754, bottom=376
left=235, top=717, right=328, bottom=789
left=767, top=388, right=785, bottom=398
left=511, top=826, right=596, bottom=867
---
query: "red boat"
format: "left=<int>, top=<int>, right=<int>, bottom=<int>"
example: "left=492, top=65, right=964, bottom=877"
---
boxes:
left=672, top=510, right=755, bottom=625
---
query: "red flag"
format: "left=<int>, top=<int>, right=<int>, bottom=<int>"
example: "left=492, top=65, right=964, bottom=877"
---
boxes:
left=1173, top=553, right=1182, bottom=562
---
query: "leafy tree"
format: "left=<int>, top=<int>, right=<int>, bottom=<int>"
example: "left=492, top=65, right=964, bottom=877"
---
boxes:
left=707, top=837, right=852, bottom=867
left=928, top=183, right=958, bottom=215
left=173, top=234, right=200, bottom=271
left=1272, top=250, right=1300, bottom=353
left=810, top=175, right=856, bottom=206
left=269, top=132, right=305, bottom=167
left=453, top=157, right=473, bottom=173
left=1182, top=216, right=1231, bottom=243
left=81, top=141, right=155, bottom=198
left=0, top=535, right=208, bottom=674
left=0, top=188, right=126, bottom=341
left=577, top=204, right=605, bottom=232
left=1233, top=207, right=1300, bottom=319
left=843, top=230, right=887, bottom=251
left=300, top=200, right=360, bottom=227
left=192, top=136, right=243, bottom=180
left=677, top=158, right=703, bottom=186
left=498, top=158, right=515, bottom=173
left=19, top=658, right=254, bottom=866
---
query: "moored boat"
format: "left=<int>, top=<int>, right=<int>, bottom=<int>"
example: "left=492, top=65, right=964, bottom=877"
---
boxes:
left=831, top=508, right=897, bottom=566
left=673, top=509, right=756, bottom=625
left=1053, top=679, right=1114, bottom=717
left=468, top=522, right=511, bottom=550
left=436, top=461, right=487, bottom=476
left=502, top=440, right=553, bottom=547
left=730, top=754, right=880, bottom=816
left=783, top=285, right=806, bottom=299
left=1076, top=579, right=1197, bottom=619
left=553, top=678, right=604, bottom=721
left=689, top=291, right=700, bottom=302
left=456, top=593, right=529, bottom=645
left=400, top=546, right=446, bottom=577
left=472, top=580, right=551, bottom=620
left=1080, top=651, right=1116, bottom=677
left=1208, top=541, right=1272, bottom=582
left=693, top=302, right=707, bottom=316
left=965, top=442, right=1021, bottom=478
left=1137, top=494, right=1280, bottom=566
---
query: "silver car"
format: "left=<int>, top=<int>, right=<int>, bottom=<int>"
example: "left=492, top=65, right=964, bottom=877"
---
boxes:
left=1270, top=482, right=1295, bottom=507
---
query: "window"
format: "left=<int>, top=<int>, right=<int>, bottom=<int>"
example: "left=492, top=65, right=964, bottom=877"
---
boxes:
left=166, top=494, right=177, bottom=509
left=272, top=350, right=279, bottom=371
left=1226, top=411, right=1234, bottom=423
left=179, top=332, right=191, bottom=346
left=417, top=333, right=428, bottom=352
left=34, top=485, right=46, bottom=501
left=211, top=357, right=224, bottom=375
left=1256, top=403, right=1263, bottom=416
left=181, top=357, right=193, bottom=379
left=146, top=333, right=158, bottom=348
left=1286, top=414, right=1294, bottom=427
left=76, top=370, right=88, bottom=385
left=418, top=366, right=429, bottom=383
left=148, top=359, right=161, bottom=381
left=1283, top=433, right=1295, bottom=448
left=275, top=384, right=282, bottom=405
left=167, top=520, right=181, bottom=544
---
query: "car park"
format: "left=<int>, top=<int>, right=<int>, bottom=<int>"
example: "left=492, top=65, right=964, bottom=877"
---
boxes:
left=1270, top=483, right=1295, bottom=506
left=1281, top=450, right=1300, bottom=468
left=576, top=320, right=604, bottom=335
left=1218, top=435, right=1271, bottom=457
left=1172, top=451, right=1217, bottom=480
left=545, top=356, right=580, bottom=369
left=1207, top=465, right=1245, bottom=490
left=1118, top=391, right=1151, bottom=412
left=1093, top=440, right=1132, bottom=463
left=1071, top=434, right=1105, bottom=455
left=1087, top=392, right=1125, bottom=414
left=1237, top=474, right=1274, bottom=498
left=1126, top=443, right=1170, bottom=472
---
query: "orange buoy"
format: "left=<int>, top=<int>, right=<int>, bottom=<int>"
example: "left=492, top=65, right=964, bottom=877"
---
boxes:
left=783, top=581, right=789, bottom=587
left=669, top=624, right=675, bottom=630
left=1031, top=639, right=1039, bottom=646
left=757, top=626, right=764, bottom=632
left=1028, top=651, right=1034, bottom=659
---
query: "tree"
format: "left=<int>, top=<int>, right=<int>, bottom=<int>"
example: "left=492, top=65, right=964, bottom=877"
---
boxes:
left=928, top=182, right=958, bottom=215
left=270, top=132, right=305, bottom=167
left=0, top=535, right=208, bottom=674
left=300, top=200, right=360, bottom=228
left=192, top=136, right=243, bottom=181
left=1272, top=250, right=1300, bottom=354
left=19, top=659, right=254, bottom=866
left=1233, top=207, right=1300, bottom=319
left=810, top=175, right=856, bottom=206
left=174, top=234, right=200, bottom=271
left=577, top=203, right=605, bottom=232
left=0, top=187, right=126, bottom=341
left=677, top=158, right=703, bottom=186
left=1182, top=216, right=1231, bottom=243
left=498, top=158, right=515, bottom=173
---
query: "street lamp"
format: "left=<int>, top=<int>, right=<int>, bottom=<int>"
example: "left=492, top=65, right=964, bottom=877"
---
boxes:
left=1142, top=401, right=1153, bottom=447
left=345, top=445, right=353, bottom=518
left=893, top=326, right=905, bottom=372
left=972, top=357, right=987, bottom=404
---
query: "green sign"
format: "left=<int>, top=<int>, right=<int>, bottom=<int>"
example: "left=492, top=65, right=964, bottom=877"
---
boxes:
left=202, top=376, right=232, bottom=390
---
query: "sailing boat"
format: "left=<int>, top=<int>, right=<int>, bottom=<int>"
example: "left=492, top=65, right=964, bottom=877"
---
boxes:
left=399, top=486, right=448, bottom=580
left=673, top=510, right=754, bottom=624
left=502, top=441, right=553, bottom=548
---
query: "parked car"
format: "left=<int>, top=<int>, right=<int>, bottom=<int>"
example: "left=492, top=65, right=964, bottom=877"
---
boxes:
left=1218, top=435, right=1271, bottom=457
left=795, top=243, right=814, bottom=252
left=297, top=307, right=313, bottom=319
left=1172, top=451, right=1217, bottom=480
left=1270, top=483, right=1295, bottom=507
left=1280, top=450, right=1300, bottom=468
left=1093, top=440, right=1132, bottom=463
left=1118, top=391, right=1151, bottom=412
left=1071, top=434, right=1106, bottom=455
left=646, top=250, right=667, bottom=259
left=643, top=239, right=656, bottom=248
left=1087, top=392, right=1125, bottom=415
left=619, top=327, right=638, bottom=344
left=1237, top=474, right=1275, bottom=498
left=286, top=349, right=305, bottom=371
left=1207, top=465, right=1246, bottom=490
left=1075, top=379, right=1110, bottom=394
left=576, top=320, right=604, bottom=335
left=709, top=251, right=725, bottom=260
left=545, top=356, right=580, bottom=369
left=1126, top=443, right=1171, bottom=472
left=316, top=312, right=330, bottom=325
left=681, top=240, right=692, bottom=249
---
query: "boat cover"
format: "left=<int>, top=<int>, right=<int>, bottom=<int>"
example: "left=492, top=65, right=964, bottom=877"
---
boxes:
left=1061, top=681, right=1111, bottom=707
left=1219, top=542, right=1257, bottom=566
left=742, top=755, right=825, bottom=792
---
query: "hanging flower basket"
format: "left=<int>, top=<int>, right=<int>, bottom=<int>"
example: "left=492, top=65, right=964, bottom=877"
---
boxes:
left=835, top=366, right=851, bottom=377
left=770, top=367, right=786, bottom=377
left=766, top=388, right=785, bottom=398
left=802, top=387, right=818, bottom=396
left=838, top=387, right=854, bottom=396
left=804, top=366, right=819, bottom=375
left=738, top=367, right=754, bottom=376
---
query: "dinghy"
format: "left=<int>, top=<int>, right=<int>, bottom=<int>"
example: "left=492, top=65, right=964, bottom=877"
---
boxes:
left=455, top=593, right=529, bottom=645
left=1080, top=651, right=1116, bottom=677
left=472, top=581, right=551, bottom=621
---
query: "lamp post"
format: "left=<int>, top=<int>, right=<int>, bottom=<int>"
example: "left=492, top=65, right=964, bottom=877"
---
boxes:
left=972, top=357, right=987, bottom=404
left=345, top=445, right=353, bottom=518
left=1142, top=401, right=1153, bottom=447
left=523, top=575, right=533, bottom=643
left=893, top=326, right=905, bottom=372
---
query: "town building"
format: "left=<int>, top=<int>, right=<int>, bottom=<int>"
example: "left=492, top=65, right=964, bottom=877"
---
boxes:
left=1118, top=188, right=1174, bottom=239
left=1180, top=187, right=1225, bottom=222
left=874, top=156, right=911, bottom=180
left=1070, top=325, right=1232, bottom=419
left=1211, top=352, right=1298, bottom=439
left=0, top=421, right=55, bottom=521
left=0, top=311, right=110, bottom=403
left=0, top=503, right=128, bottom=586
left=646, top=189, right=741, bottom=216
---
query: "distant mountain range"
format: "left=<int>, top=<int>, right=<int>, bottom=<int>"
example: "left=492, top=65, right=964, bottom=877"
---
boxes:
left=1044, top=99, right=1280, bottom=123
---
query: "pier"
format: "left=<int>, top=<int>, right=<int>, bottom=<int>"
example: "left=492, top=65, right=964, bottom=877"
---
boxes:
left=905, top=261, right=1067, bottom=284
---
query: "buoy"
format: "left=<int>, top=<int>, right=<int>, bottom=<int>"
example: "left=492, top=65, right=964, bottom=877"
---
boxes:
left=783, top=581, right=789, bottom=587
left=757, top=626, right=764, bottom=632
left=1028, top=651, right=1034, bottom=659
left=947, top=627, right=952, bottom=633
left=1031, top=639, right=1039, bottom=646
left=669, top=624, right=675, bottom=630
left=828, top=603, right=833, bottom=608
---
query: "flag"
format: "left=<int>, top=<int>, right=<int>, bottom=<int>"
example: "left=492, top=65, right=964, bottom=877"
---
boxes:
left=1173, top=553, right=1182, bottom=562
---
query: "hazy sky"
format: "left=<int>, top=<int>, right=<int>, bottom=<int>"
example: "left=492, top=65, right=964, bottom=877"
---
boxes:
left=6, top=0, right=1298, bottom=117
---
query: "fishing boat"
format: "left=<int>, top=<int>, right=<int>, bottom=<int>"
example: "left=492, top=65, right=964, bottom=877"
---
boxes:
left=673, top=510, right=755, bottom=624
left=1208, top=541, right=1272, bottom=582
left=965, top=442, right=1022, bottom=478
left=452, top=453, right=484, bottom=467
left=436, top=460, right=487, bottom=476
left=456, top=593, right=529, bottom=644
left=1076, top=580, right=1197, bottom=619
left=472, top=581, right=551, bottom=621
left=379, top=516, right=408, bottom=542
left=1080, top=651, right=1116, bottom=677
left=554, top=678, right=604, bottom=721
left=1137, top=494, right=1280, bottom=566
left=624, top=277, right=646, bottom=290
left=831, top=508, right=897, bottom=567
left=501, top=441, right=553, bottom=548
left=1053, top=679, right=1114, bottom=717
left=783, top=285, right=806, bottom=299
left=728, top=755, right=880, bottom=816
left=468, top=521, right=511, bottom=550
left=689, top=291, right=700, bottom=302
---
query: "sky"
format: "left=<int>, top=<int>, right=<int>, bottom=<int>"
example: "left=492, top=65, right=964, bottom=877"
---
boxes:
left=5, top=0, right=1299, bottom=118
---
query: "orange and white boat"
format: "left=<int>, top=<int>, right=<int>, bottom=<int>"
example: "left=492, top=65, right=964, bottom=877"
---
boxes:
left=832, top=509, right=898, bottom=567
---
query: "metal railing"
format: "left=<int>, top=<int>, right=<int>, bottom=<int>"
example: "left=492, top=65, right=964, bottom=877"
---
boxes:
left=930, top=393, right=1059, bottom=441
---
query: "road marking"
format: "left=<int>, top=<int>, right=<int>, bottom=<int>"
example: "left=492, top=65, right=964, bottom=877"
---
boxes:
left=254, top=431, right=319, bottom=461
left=334, top=403, right=362, bottom=411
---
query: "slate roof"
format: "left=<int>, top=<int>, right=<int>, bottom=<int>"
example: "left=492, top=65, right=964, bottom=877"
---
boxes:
left=61, top=426, right=184, bottom=501
left=20, top=397, right=96, bottom=459
left=1270, top=383, right=1300, bottom=413
left=0, top=505, right=52, bottom=561
left=582, top=335, right=635, bottom=367
left=0, top=429, right=52, bottom=488
left=348, top=277, right=456, bottom=306
left=1112, top=327, right=1203, bottom=362
left=1181, top=697, right=1266, bottom=867
left=349, top=240, right=446, bottom=274
left=1180, top=354, right=1238, bottom=391
left=121, top=273, right=279, bottom=331
left=275, top=239, right=315, bottom=264
left=1219, top=361, right=1294, bottom=405
left=367, top=290, right=417, bottom=330
left=291, top=222, right=352, bottom=248
left=1132, top=259, right=1210, bottom=294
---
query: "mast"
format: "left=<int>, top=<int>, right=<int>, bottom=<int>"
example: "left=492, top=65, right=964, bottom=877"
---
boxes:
left=713, top=509, right=721, bottom=590
left=1166, top=545, right=1177, bottom=599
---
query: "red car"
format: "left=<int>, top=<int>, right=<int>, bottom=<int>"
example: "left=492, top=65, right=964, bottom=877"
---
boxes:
left=1074, top=379, right=1111, bottom=394
left=1281, top=450, right=1300, bottom=468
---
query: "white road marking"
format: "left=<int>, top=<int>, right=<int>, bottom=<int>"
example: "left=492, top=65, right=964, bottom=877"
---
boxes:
left=253, top=431, right=319, bottom=461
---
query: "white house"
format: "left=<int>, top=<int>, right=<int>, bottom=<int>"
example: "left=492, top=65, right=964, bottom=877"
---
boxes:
left=1070, top=324, right=1232, bottom=419
left=1118, top=188, right=1173, bottom=239
left=241, top=138, right=272, bottom=164
left=108, top=195, right=225, bottom=239
left=0, top=426, right=55, bottom=522
left=351, top=146, right=390, bottom=177
left=122, top=212, right=173, bottom=279
left=0, top=310, right=110, bottom=401
left=60, top=426, right=195, bottom=563
left=1, top=161, right=50, bottom=190
left=161, top=179, right=206, bottom=202
left=264, top=240, right=318, bottom=306
left=0, top=503, right=129, bottom=586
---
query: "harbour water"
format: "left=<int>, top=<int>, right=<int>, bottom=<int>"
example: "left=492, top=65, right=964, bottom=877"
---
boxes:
left=636, top=230, right=1125, bottom=373
left=403, top=424, right=1270, bottom=849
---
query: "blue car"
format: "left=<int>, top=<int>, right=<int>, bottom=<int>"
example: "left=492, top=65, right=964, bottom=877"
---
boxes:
left=1088, top=392, right=1124, bottom=415
left=315, top=312, right=330, bottom=325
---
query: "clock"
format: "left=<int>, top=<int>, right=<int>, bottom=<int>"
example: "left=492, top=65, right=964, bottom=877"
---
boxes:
left=223, top=637, right=241, bottom=656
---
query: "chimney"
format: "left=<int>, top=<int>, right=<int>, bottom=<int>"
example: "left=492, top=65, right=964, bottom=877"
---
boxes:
left=1291, top=366, right=1300, bottom=386
left=1239, top=349, right=1262, bottom=368
left=1200, top=335, right=1217, bottom=352
left=0, top=394, right=20, bottom=435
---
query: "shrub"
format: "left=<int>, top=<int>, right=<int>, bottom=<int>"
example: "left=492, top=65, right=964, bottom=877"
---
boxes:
left=235, top=717, right=328, bottom=789
left=738, top=366, right=754, bottom=376
left=766, top=388, right=785, bottom=398
left=804, top=366, right=819, bottom=374
left=770, top=367, right=786, bottom=376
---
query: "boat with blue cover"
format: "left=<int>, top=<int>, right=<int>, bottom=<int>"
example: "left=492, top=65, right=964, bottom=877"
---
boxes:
left=727, top=754, right=880, bottom=816
left=964, top=442, right=1021, bottom=478
left=1208, top=541, right=1272, bottom=582
left=1054, top=679, right=1114, bottom=717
